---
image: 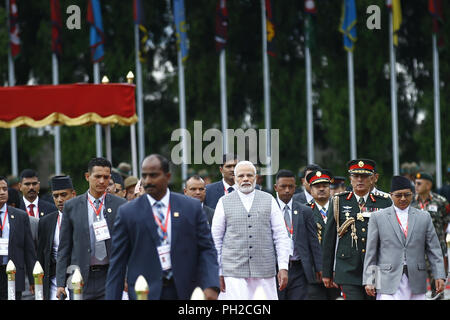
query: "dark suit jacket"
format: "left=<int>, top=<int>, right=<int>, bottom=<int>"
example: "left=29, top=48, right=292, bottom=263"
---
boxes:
left=37, top=211, right=59, bottom=300
left=56, top=192, right=126, bottom=289
left=1, top=206, right=36, bottom=292
left=19, top=198, right=57, bottom=218
left=204, top=181, right=226, bottom=209
left=105, top=192, right=220, bottom=300
left=290, top=200, right=323, bottom=284
left=293, top=191, right=308, bottom=205
left=203, top=205, right=215, bottom=226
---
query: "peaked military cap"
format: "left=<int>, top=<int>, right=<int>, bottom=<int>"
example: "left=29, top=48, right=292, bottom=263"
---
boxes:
left=415, top=172, right=433, bottom=183
left=347, top=159, right=376, bottom=175
left=306, top=169, right=333, bottom=186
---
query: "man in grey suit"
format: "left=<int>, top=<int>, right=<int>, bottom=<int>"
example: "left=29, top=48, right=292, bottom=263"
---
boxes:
left=56, top=158, right=126, bottom=300
left=363, top=176, right=447, bottom=300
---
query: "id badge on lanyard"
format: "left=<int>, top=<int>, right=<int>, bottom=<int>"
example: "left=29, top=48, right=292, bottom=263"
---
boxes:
left=157, top=244, right=172, bottom=270
left=0, top=239, right=8, bottom=256
left=93, top=219, right=110, bottom=241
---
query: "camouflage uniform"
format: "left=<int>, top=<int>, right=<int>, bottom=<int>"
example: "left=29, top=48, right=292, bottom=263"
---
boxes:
left=411, top=191, right=450, bottom=298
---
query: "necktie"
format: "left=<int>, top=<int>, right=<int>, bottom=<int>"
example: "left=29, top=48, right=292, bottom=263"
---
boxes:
left=153, top=201, right=172, bottom=279
left=227, top=187, right=234, bottom=194
left=358, top=197, right=365, bottom=207
left=153, top=201, right=167, bottom=243
left=0, top=211, right=3, bottom=238
left=94, top=199, right=107, bottom=261
left=320, top=208, right=327, bottom=219
left=283, top=205, right=292, bottom=238
left=28, top=204, right=35, bottom=217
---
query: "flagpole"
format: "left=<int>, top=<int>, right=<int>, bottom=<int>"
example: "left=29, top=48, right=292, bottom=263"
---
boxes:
left=389, top=11, right=399, bottom=176
left=134, top=23, right=145, bottom=170
left=305, top=15, right=314, bottom=164
left=93, top=62, right=103, bottom=158
left=52, top=53, right=62, bottom=174
left=127, top=72, right=139, bottom=178
left=261, top=0, right=272, bottom=191
left=432, top=34, right=442, bottom=189
left=177, top=51, right=188, bottom=185
left=6, top=0, right=18, bottom=177
left=219, top=49, right=228, bottom=154
left=347, top=50, right=357, bottom=159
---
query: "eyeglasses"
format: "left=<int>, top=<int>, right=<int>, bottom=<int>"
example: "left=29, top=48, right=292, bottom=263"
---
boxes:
left=391, top=192, right=413, bottom=199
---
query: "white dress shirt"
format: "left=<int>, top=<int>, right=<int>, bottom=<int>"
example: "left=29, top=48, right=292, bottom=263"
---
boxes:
left=222, top=179, right=237, bottom=195
left=146, top=188, right=172, bottom=244
left=304, top=190, right=314, bottom=204
left=23, top=196, right=39, bottom=218
left=0, top=203, right=10, bottom=265
left=212, top=189, right=291, bottom=275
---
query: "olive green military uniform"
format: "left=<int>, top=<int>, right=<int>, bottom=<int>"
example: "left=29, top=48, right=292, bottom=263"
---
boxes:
left=411, top=191, right=449, bottom=298
left=322, top=190, right=392, bottom=300
left=307, top=200, right=342, bottom=300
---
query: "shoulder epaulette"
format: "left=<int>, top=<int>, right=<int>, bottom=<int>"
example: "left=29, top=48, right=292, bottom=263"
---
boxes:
left=372, top=191, right=390, bottom=199
left=334, top=191, right=351, bottom=197
left=432, top=192, right=447, bottom=203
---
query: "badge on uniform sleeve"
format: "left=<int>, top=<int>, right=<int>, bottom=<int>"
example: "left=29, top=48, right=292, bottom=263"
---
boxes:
left=174, top=212, right=179, bottom=218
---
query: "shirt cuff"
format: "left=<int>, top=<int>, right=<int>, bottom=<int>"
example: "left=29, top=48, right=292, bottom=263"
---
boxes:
left=278, top=262, right=289, bottom=271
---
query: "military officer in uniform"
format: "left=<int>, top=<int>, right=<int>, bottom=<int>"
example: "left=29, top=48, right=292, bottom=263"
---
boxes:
left=322, top=159, right=392, bottom=300
left=306, top=169, right=342, bottom=300
left=411, top=172, right=449, bottom=299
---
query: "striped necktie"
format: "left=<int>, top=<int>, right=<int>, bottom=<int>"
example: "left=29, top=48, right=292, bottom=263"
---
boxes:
left=153, top=201, right=172, bottom=279
left=93, top=199, right=107, bottom=260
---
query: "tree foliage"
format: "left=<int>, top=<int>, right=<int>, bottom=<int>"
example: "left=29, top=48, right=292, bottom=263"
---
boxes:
left=0, top=0, right=448, bottom=193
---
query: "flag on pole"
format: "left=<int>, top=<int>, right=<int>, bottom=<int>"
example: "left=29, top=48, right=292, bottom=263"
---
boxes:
left=9, top=0, right=20, bottom=58
left=387, top=0, right=402, bottom=46
left=51, top=0, right=62, bottom=57
left=339, top=0, right=357, bottom=52
left=265, top=0, right=276, bottom=57
left=304, top=0, right=316, bottom=49
left=133, top=0, right=154, bottom=62
left=215, top=0, right=228, bottom=53
left=87, top=0, right=105, bottom=63
left=173, top=0, right=189, bottom=62
left=429, top=0, right=444, bottom=47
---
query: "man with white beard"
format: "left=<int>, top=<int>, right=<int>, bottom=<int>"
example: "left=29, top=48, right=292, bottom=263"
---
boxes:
left=211, top=161, right=291, bottom=300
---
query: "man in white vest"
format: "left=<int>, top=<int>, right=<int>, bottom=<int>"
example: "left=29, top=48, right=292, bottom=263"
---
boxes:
left=211, top=161, right=291, bottom=300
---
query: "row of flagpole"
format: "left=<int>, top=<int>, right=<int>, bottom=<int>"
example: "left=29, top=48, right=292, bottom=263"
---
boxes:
left=5, top=0, right=444, bottom=189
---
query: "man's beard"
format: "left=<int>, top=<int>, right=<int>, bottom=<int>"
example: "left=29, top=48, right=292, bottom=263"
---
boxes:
left=238, top=181, right=256, bottom=194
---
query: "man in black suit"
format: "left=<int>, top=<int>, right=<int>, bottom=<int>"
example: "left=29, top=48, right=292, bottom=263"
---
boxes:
left=37, top=175, right=76, bottom=300
left=204, top=154, right=238, bottom=209
left=19, top=169, right=57, bottom=218
left=56, top=158, right=127, bottom=300
left=184, top=175, right=215, bottom=226
left=274, top=170, right=322, bottom=300
left=293, top=164, right=322, bottom=205
left=0, top=176, right=36, bottom=300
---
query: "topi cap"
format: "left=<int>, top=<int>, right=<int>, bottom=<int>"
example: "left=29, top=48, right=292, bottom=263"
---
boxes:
left=51, top=175, right=73, bottom=191
left=415, top=172, right=433, bottom=183
left=306, top=169, right=333, bottom=186
left=347, top=159, right=376, bottom=175
left=390, top=176, right=413, bottom=193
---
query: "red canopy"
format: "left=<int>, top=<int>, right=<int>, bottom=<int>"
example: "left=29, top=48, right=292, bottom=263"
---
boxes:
left=0, top=83, right=137, bottom=128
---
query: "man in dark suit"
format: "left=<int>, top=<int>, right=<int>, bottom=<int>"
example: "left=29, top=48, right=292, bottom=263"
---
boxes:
left=56, top=158, right=126, bottom=300
left=184, top=175, right=215, bottom=226
left=106, top=154, right=220, bottom=300
left=204, top=154, right=238, bottom=209
left=37, top=175, right=76, bottom=300
left=273, top=170, right=322, bottom=300
left=305, top=169, right=342, bottom=300
left=0, top=176, right=36, bottom=300
left=293, top=164, right=322, bottom=205
left=19, top=169, right=57, bottom=218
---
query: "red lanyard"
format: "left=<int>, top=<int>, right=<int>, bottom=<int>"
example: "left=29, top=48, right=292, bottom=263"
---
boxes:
left=153, top=203, right=170, bottom=234
left=0, top=208, right=8, bottom=233
left=224, top=185, right=232, bottom=195
left=87, top=193, right=106, bottom=218
left=284, top=220, right=293, bottom=236
left=395, top=213, right=408, bottom=237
